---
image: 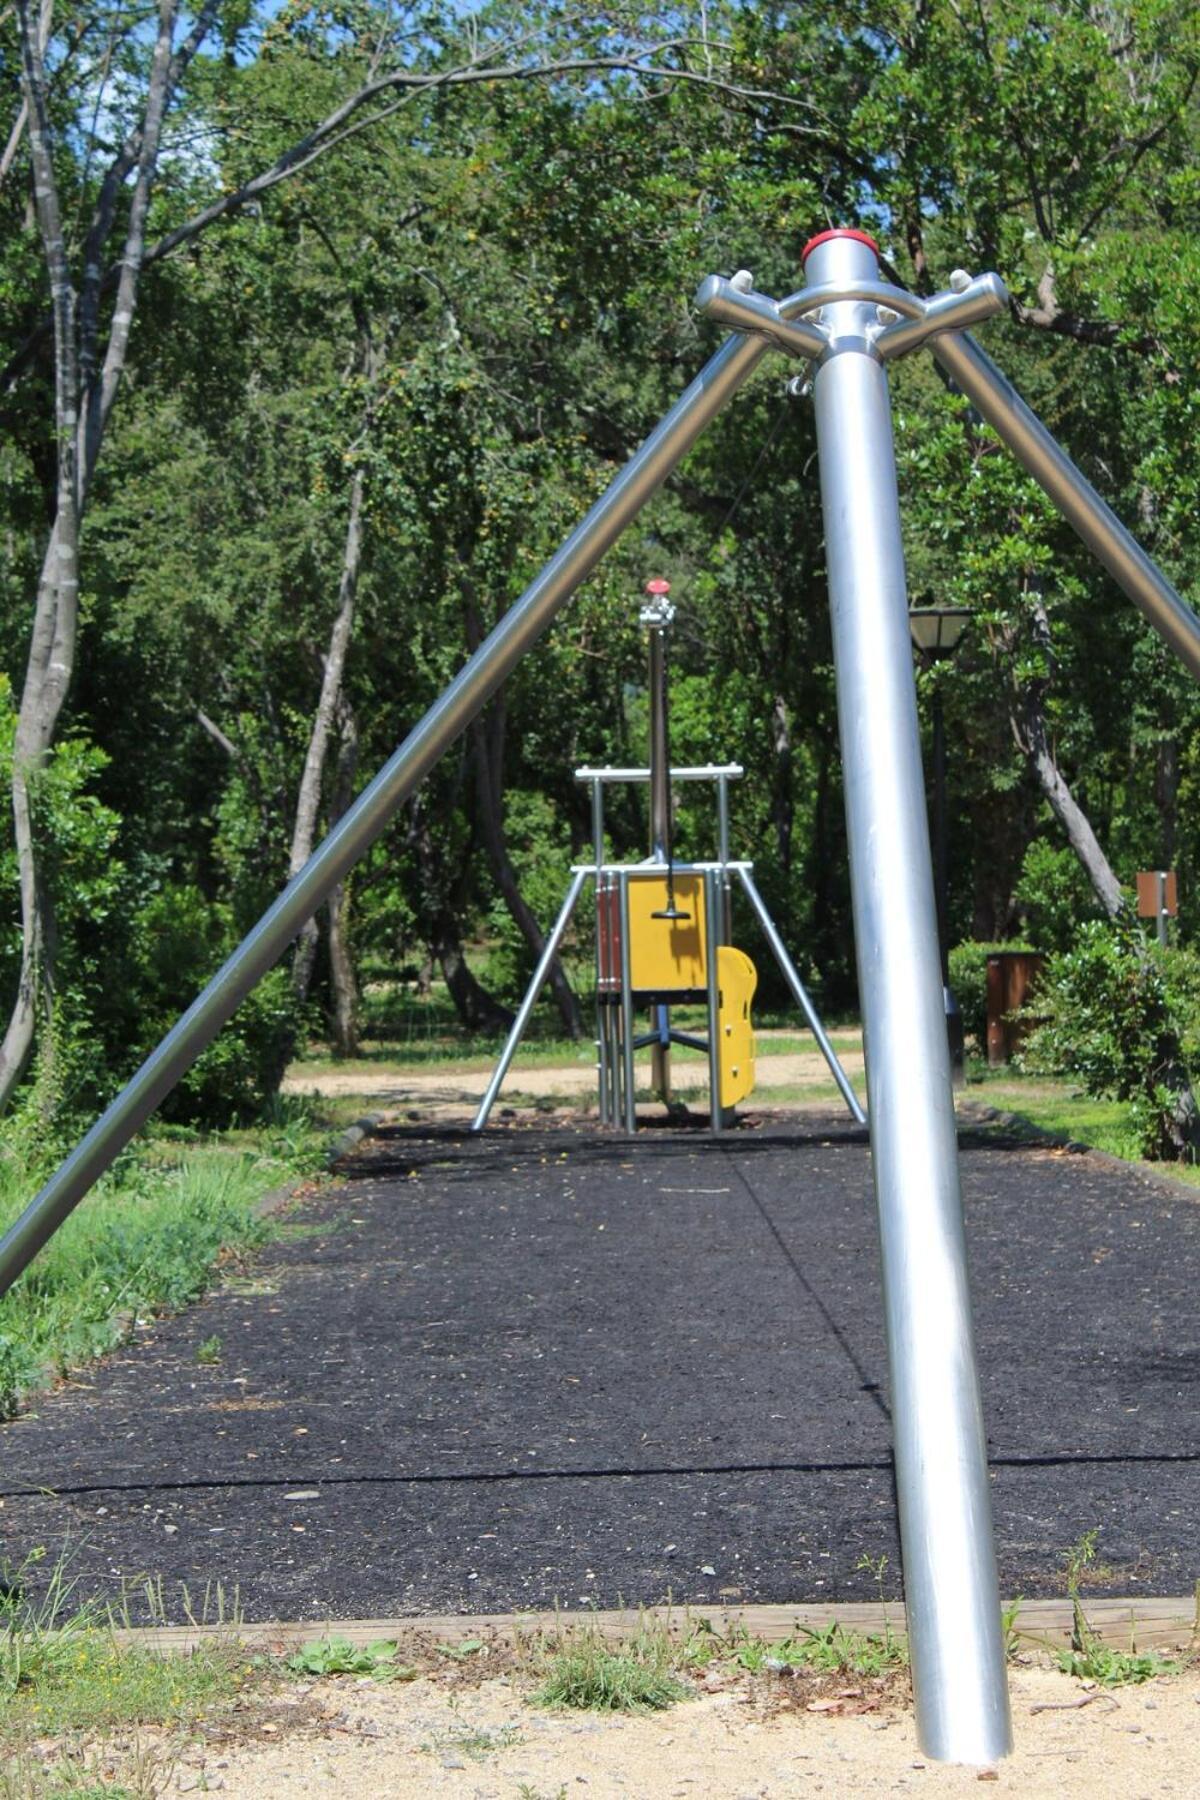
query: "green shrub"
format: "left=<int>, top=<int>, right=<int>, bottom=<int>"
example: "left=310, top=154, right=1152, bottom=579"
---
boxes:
left=948, top=940, right=1036, bottom=1052
left=1022, top=920, right=1200, bottom=1160
left=1014, top=838, right=1108, bottom=954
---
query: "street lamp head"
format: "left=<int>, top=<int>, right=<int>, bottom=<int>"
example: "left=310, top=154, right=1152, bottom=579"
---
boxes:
left=908, top=604, right=972, bottom=660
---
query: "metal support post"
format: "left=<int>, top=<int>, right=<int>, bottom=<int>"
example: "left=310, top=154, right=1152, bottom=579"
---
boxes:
left=0, top=330, right=769, bottom=1299
left=806, top=231, right=1010, bottom=1764
left=704, top=869, right=724, bottom=1134
left=735, top=866, right=865, bottom=1125
left=471, top=868, right=590, bottom=1133
left=931, top=688, right=966, bottom=1089
left=717, top=773, right=733, bottom=940
left=932, top=331, right=1200, bottom=682
left=619, top=876, right=637, bottom=1134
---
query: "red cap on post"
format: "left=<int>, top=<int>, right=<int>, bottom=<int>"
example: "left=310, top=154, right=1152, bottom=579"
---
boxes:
left=801, top=228, right=880, bottom=264
left=644, top=578, right=671, bottom=595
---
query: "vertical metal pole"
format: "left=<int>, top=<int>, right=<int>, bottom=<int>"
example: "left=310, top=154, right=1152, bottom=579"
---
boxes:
left=471, top=869, right=589, bottom=1132
left=1158, top=871, right=1169, bottom=948
left=931, top=689, right=966, bottom=1089
left=592, top=784, right=609, bottom=1123
left=619, top=874, right=637, bottom=1133
left=717, top=775, right=733, bottom=940
left=806, top=231, right=1010, bottom=1764
left=645, top=592, right=674, bottom=1104
left=704, top=870, right=724, bottom=1134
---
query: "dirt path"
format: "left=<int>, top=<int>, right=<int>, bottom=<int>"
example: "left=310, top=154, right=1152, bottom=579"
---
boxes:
left=282, top=1043, right=866, bottom=1106
left=174, top=1659, right=1200, bottom=1797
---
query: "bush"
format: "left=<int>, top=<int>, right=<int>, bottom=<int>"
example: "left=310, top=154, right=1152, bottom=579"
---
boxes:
left=1022, top=919, right=1200, bottom=1160
left=126, top=886, right=310, bottom=1125
left=948, top=940, right=1036, bottom=1052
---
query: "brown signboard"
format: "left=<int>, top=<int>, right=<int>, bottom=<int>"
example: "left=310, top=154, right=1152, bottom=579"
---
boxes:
left=1136, top=870, right=1177, bottom=918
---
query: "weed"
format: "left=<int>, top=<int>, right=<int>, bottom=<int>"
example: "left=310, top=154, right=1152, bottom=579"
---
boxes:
left=530, top=1623, right=691, bottom=1714
left=286, top=1636, right=417, bottom=1681
left=194, top=1335, right=221, bottom=1366
left=516, top=1787, right=568, bottom=1800
left=421, top=1696, right=521, bottom=1761
left=1001, top=1596, right=1024, bottom=1660
left=1056, top=1530, right=1175, bottom=1686
left=433, top=1636, right=485, bottom=1661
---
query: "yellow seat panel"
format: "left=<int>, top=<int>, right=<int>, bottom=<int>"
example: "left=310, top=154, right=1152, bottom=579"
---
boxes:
left=718, top=945, right=757, bottom=1106
left=627, top=874, right=707, bottom=992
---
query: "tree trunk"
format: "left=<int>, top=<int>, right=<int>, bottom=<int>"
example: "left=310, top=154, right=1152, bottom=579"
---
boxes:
left=413, top=805, right=512, bottom=1034
left=463, top=598, right=582, bottom=1038
left=326, top=704, right=360, bottom=1059
left=289, top=460, right=366, bottom=1003
left=770, top=691, right=793, bottom=877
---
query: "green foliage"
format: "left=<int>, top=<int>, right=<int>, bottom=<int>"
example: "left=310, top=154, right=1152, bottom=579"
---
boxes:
left=123, top=887, right=309, bottom=1124
left=1013, top=839, right=1108, bottom=954
left=0, top=1100, right=326, bottom=1417
left=531, top=1625, right=691, bottom=1714
left=1056, top=1530, right=1176, bottom=1686
left=286, top=1636, right=417, bottom=1681
left=1023, top=922, right=1200, bottom=1159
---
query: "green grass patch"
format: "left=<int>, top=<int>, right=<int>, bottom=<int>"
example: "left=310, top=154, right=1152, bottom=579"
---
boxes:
left=965, top=1068, right=1200, bottom=1187
left=529, top=1623, right=692, bottom=1714
left=0, top=1099, right=331, bottom=1418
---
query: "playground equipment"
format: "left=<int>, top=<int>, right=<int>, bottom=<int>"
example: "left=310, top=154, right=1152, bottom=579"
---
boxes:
left=471, top=580, right=864, bottom=1133
left=6, top=229, right=1200, bottom=1764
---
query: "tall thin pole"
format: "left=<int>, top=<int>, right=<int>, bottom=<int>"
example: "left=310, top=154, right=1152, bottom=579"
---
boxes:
left=806, top=231, right=1010, bottom=1765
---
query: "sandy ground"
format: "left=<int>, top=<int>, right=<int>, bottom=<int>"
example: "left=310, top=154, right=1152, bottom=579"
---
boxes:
left=281, top=1043, right=866, bottom=1106
left=163, top=1659, right=1200, bottom=1797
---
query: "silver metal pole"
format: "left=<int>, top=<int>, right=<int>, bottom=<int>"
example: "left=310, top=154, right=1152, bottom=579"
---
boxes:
left=471, top=869, right=589, bottom=1133
left=0, top=331, right=770, bottom=1300
left=735, top=866, right=865, bottom=1125
left=933, top=331, right=1200, bottom=681
left=704, top=869, right=724, bottom=1135
left=807, top=232, right=1010, bottom=1765
left=647, top=622, right=670, bottom=862
left=717, top=774, right=732, bottom=940
left=619, top=875, right=637, bottom=1133
left=591, top=785, right=610, bottom=1123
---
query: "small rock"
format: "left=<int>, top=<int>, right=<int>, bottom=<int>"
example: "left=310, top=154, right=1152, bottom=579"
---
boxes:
left=440, top=1752, right=466, bottom=1769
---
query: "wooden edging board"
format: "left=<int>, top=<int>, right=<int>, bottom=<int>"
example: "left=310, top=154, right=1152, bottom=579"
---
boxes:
left=109, top=1595, right=1196, bottom=1657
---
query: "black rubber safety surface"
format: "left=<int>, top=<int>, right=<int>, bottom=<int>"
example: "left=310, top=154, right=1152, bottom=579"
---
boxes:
left=2, top=1115, right=1198, bottom=1622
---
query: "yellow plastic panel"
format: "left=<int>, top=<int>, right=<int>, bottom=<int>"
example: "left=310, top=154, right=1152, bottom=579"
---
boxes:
left=718, top=945, right=757, bottom=1106
left=627, top=875, right=706, bottom=992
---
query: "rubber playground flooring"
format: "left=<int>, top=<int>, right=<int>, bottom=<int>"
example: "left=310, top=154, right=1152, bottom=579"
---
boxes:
left=1, top=1112, right=1198, bottom=1623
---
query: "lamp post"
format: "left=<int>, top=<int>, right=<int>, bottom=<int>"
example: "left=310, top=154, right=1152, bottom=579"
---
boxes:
left=908, top=605, right=971, bottom=1088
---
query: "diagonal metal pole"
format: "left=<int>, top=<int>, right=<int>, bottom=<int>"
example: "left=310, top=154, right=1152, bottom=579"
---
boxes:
left=806, top=231, right=1011, bottom=1765
left=734, top=866, right=865, bottom=1124
left=0, top=331, right=770, bottom=1300
left=471, top=868, right=589, bottom=1133
left=933, top=331, right=1200, bottom=679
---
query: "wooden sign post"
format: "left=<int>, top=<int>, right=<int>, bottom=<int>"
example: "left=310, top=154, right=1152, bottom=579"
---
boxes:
left=1136, top=870, right=1177, bottom=947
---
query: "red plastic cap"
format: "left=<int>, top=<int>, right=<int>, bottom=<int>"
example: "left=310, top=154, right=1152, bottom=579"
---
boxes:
left=644, top=578, right=672, bottom=595
left=801, top=228, right=880, bottom=264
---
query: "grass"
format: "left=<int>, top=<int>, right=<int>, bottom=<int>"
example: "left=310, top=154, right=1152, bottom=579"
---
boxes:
left=0, top=1550, right=257, bottom=1799
left=964, top=1063, right=1200, bottom=1187
left=529, top=1622, right=692, bottom=1714
left=0, top=1097, right=332, bottom=1418
left=1055, top=1530, right=1178, bottom=1686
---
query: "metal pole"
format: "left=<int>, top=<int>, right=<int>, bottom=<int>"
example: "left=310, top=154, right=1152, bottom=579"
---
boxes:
left=735, top=867, right=865, bottom=1125
left=717, top=774, right=732, bottom=940
left=1158, top=871, right=1169, bottom=949
left=704, top=870, right=724, bottom=1135
left=645, top=599, right=673, bottom=1102
left=931, top=689, right=966, bottom=1089
left=591, top=784, right=610, bottom=1123
left=619, top=875, right=637, bottom=1134
left=0, top=330, right=770, bottom=1300
left=806, top=231, right=1010, bottom=1765
left=471, top=869, right=589, bottom=1133
left=933, top=331, right=1200, bottom=681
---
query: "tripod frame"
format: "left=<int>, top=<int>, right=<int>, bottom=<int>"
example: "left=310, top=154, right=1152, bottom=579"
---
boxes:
left=7, top=227, right=1200, bottom=1765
